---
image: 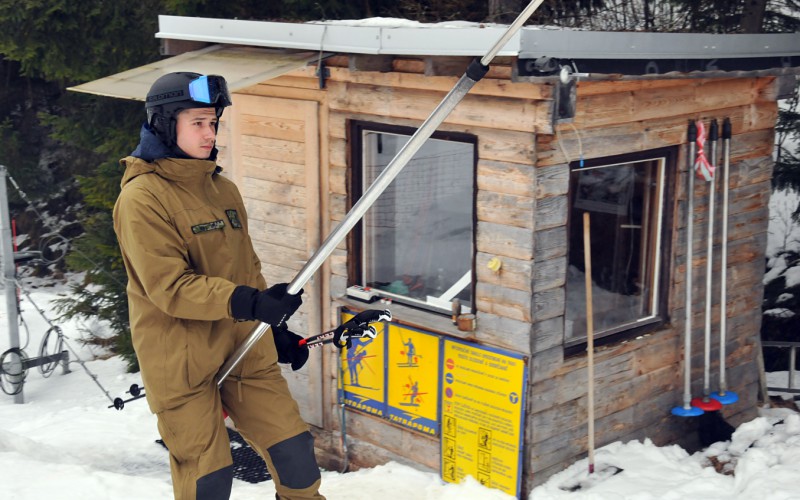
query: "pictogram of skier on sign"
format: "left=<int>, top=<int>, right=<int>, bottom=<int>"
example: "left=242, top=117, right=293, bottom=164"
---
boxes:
left=398, top=337, right=421, bottom=367
left=346, top=337, right=377, bottom=388
left=400, top=376, right=427, bottom=407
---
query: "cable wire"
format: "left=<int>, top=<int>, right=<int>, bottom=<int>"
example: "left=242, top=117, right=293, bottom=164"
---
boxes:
left=6, top=174, right=127, bottom=289
left=12, top=277, right=116, bottom=403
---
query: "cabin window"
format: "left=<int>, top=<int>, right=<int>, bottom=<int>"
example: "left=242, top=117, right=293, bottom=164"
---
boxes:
left=565, top=148, right=675, bottom=347
left=349, top=122, right=477, bottom=315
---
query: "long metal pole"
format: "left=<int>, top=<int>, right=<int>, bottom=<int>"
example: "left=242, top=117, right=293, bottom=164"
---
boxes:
left=218, top=0, right=547, bottom=387
left=583, top=212, right=595, bottom=474
left=718, top=118, right=732, bottom=396
left=702, top=119, right=718, bottom=402
left=0, top=165, right=23, bottom=403
left=682, top=122, right=697, bottom=411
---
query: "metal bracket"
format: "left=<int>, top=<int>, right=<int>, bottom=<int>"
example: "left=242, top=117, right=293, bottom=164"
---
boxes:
left=316, top=60, right=330, bottom=89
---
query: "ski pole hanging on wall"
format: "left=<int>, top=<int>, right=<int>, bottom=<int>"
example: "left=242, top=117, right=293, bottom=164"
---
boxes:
left=672, top=120, right=705, bottom=418
left=692, top=119, right=723, bottom=413
left=711, top=118, right=739, bottom=406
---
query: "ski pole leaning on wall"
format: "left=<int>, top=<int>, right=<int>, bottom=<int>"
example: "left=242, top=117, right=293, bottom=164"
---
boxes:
left=558, top=213, right=624, bottom=492
left=672, top=121, right=704, bottom=418
left=712, top=118, right=738, bottom=405
left=693, top=119, right=723, bottom=412
left=216, top=0, right=549, bottom=386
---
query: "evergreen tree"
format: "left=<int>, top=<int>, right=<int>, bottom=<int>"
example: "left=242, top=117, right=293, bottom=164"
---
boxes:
left=0, top=0, right=163, bottom=369
left=773, top=87, right=800, bottom=196
left=45, top=95, right=142, bottom=368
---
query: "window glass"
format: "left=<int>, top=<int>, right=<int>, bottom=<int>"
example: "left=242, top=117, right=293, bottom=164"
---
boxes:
left=360, top=130, right=475, bottom=312
left=565, top=156, right=666, bottom=343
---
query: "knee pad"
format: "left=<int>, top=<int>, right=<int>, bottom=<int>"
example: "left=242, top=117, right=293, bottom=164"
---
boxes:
left=196, top=464, right=233, bottom=500
left=267, top=431, right=321, bottom=489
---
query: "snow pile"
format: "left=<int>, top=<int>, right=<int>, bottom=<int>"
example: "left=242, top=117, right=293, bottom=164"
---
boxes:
left=532, top=411, right=800, bottom=499
left=2, top=286, right=800, bottom=499
left=0, top=286, right=512, bottom=499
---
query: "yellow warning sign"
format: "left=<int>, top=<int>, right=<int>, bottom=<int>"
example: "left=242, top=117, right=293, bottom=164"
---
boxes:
left=387, top=324, right=440, bottom=435
left=340, top=311, right=386, bottom=416
left=440, top=340, right=527, bottom=497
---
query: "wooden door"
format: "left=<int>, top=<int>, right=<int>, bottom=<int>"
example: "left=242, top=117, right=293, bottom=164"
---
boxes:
left=223, top=94, right=323, bottom=426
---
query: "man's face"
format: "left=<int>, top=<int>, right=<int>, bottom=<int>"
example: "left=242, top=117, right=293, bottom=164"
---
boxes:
left=175, top=107, right=218, bottom=159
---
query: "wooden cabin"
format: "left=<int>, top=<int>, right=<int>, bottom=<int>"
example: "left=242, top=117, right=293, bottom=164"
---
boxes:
left=72, top=17, right=800, bottom=497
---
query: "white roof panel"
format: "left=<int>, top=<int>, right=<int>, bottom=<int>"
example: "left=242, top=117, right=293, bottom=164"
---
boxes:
left=154, top=15, right=800, bottom=63
left=68, top=45, right=319, bottom=100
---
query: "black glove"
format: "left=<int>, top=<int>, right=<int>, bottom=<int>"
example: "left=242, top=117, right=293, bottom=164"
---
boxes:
left=230, top=283, right=303, bottom=326
left=272, top=324, right=309, bottom=371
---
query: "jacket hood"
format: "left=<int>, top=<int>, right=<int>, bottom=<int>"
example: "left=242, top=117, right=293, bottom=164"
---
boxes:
left=121, top=124, right=222, bottom=188
left=120, top=156, right=221, bottom=188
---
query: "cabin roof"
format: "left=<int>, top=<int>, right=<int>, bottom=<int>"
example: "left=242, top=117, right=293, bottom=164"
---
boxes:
left=157, top=15, right=800, bottom=77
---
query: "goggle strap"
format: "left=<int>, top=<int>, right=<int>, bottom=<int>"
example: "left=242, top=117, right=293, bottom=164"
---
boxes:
left=147, top=75, right=231, bottom=107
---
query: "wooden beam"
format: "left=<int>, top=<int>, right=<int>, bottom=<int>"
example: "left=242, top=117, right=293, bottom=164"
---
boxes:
left=327, top=81, right=552, bottom=133
left=330, top=111, right=537, bottom=165
left=320, top=66, right=552, bottom=100
left=424, top=57, right=471, bottom=77
left=536, top=101, right=778, bottom=167
left=159, top=38, right=209, bottom=56
left=348, top=55, right=394, bottom=73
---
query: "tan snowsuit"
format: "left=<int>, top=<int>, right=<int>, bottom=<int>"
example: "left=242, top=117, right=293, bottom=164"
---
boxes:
left=113, top=156, right=324, bottom=500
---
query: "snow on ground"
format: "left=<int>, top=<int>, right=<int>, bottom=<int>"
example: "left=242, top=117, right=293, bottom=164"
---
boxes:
left=2, top=285, right=800, bottom=499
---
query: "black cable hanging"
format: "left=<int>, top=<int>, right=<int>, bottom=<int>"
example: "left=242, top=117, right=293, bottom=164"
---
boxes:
left=3, top=169, right=121, bottom=402
left=6, top=173, right=126, bottom=288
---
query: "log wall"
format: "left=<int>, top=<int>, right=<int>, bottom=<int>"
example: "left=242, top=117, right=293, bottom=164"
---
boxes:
left=526, top=77, right=775, bottom=488
left=228, top=56, right=778, bottom=496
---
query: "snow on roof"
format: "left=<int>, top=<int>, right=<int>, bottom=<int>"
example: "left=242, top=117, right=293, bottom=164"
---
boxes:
left=308, top=17, right=564, bottom=30
left=158, top=15, right=800, bottom=60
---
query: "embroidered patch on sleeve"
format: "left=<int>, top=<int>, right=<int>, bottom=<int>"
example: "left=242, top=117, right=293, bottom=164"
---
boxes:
left=226, top=209, right=243, bottom=229
left=191, top=219, right=225, bottom=234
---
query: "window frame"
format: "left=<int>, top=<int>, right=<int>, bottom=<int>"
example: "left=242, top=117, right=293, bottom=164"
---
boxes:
left=348, top=120, right=479, bottom=316
left=563, top=146, right=677, bottom=355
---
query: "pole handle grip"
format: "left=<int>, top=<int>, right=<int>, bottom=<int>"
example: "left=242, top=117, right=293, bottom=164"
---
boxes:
left=709, top=119, right=719, bottom=141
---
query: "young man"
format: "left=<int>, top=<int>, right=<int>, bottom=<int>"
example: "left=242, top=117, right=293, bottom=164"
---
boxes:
left=113, top=72, right=325, bottom=500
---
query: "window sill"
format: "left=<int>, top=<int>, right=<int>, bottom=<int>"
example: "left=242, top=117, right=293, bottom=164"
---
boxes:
left=562, top=317, right=666, bottom=357
left=333, top=295, right=475, bottom=341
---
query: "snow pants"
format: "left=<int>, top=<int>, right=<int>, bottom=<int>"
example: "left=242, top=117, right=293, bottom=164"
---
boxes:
left=155, top=361, right=325, bottom=500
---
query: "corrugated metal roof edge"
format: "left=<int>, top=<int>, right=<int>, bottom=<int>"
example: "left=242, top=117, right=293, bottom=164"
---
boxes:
left=157, top=15, right=800, bottom=61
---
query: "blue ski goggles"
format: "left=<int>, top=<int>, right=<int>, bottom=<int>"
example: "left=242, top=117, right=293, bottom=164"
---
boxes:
left=188, top=75, right=231, bottom=106
left=146, top=74, right=232, bottom=108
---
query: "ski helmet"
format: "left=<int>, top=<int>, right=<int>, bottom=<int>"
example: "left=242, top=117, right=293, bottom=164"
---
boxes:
left=145, top=72, right=232, bottom=148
